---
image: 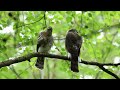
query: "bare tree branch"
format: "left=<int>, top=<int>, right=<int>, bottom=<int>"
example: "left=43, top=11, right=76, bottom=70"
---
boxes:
left=98, top=65, right=119, bottom=79
left=0, top=52, right=119, bottom=79
left=81, top=60, right=120, bottom=79
left=80, top=60, right=120, bottom=66
left=0, top=52, right=68, bottom=68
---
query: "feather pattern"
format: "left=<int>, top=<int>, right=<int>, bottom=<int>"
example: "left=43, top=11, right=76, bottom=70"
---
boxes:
left=35, top=27, right=53, bottom=69
left=65, top=29, right=82, bottom=72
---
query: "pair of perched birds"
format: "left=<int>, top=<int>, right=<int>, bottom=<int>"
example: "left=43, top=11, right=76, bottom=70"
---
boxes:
left=35, top=26, right=82, bottom=72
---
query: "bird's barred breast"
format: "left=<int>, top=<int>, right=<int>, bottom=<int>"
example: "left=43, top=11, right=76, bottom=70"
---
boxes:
left=38, top=43, right=52, bottom=53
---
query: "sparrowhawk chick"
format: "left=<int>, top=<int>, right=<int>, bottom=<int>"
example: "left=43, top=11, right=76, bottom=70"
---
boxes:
left=65, top=29, right=82, bottom=72
left=35, top=26, right=53, bottom=69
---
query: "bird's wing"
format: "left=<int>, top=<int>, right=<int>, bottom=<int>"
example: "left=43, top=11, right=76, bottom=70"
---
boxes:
left=66, top=32, right=79, bottom=53
left=77, top=35, right=82, bottom=56
left=77, top=35, right=82, bottom=48
left=37, top=32, right=46, bottom=52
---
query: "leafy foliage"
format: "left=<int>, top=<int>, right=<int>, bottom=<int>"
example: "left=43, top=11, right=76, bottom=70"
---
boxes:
left=0, top=11, right=120, bottom=79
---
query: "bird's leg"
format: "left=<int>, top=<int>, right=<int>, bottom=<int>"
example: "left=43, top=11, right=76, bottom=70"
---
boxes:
left=78, top=57, right=81, bottom=63
left=67, top=53, right=71, bottom=60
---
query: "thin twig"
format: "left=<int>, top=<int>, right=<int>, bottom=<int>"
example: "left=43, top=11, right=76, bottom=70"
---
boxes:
left=53, top=42, right=63, bottom=55
left=9, top=65, right=22, bottom=79
left=53, top=38, right=65, bottom=40
left=44, top=11, right=47, bottom=28
left=16, top=15, right=44, bottom=28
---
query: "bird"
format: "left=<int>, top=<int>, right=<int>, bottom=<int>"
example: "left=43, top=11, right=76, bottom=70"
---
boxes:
left=35, top=26, right=53, bottom=69
left=65, top=29, right=82, bottom=72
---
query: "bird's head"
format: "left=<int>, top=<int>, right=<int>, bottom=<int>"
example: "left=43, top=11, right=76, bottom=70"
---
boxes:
left=68, top=29, right=78, bottom=34
left=47, top=26, right=52, bottom=36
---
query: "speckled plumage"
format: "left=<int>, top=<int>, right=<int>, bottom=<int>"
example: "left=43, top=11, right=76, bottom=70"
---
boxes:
left=35, top=26, right=53, bottom=69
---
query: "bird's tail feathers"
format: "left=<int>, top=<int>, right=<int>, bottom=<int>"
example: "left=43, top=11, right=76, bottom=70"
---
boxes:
left=35, top=57, right=45, bottom=69
left=71, top=54, right=79, bottom=72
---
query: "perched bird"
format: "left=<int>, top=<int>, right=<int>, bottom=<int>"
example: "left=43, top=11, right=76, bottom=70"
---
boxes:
left=65, top=29, right=82, bottom=72
left=35, top=26, right=53, bottom=69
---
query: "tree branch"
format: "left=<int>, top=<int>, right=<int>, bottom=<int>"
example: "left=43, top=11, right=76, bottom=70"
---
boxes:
left=98, top=65, right=119, bottom=79
left=0, top=52, right=119, bottom=79
left=81, top=60, right=120, bottom=66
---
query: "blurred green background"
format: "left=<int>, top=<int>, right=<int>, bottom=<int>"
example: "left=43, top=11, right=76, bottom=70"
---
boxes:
left=0, top=11, right=120, bottom=79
